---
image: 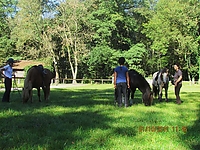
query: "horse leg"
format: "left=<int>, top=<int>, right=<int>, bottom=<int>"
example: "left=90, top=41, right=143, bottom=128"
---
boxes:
left=158, top=86, right=162, bottom=102
left=37, top=88, right=41, bottom=102
left=152, top=85, right=158, bottom=98
left=127, top=88, right=131, bottom=103
left=165, top=85, right=169, bottom=102
left=114, top=88, right=117, bottom=105
left=130, top=88, right=136, bottom=105
left=43, top=86, right=50, bottom=102
left=29, top=90, right=33, bottom=103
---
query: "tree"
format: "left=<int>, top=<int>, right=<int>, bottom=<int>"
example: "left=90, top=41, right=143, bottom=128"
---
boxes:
left=0, top=0, right=17, bottom=64
left=10, top=0, right=59, bottom=59
left=143, top=0, right=199, bottom=80
left=52, top=0, right=92, bottom=83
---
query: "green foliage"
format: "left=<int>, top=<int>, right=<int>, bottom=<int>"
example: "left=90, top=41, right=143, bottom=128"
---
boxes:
left=0, top=0, right=18, bottom=64
left=143, top=0, right=199, bottom=68
left=124, top=43, right=147, bottom=75
left=88, top=45, right=115, bottom=78
left=0, top=0, right=200, bottom=80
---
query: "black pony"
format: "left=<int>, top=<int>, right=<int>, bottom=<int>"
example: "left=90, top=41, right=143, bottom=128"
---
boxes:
left=128, top=69, right=153, bottom=106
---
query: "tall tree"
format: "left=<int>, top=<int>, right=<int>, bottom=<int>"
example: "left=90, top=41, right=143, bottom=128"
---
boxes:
left=0, top=0, right=17, bottom=63
left=52, top=0, right=92, bottom=83
left=10, top=0, right=59, bottom=59
left=87, top=0, right=143, bottom=78
left=10, top=0, right=43, bottom=58
left=143, top=0, right=199, bottom=79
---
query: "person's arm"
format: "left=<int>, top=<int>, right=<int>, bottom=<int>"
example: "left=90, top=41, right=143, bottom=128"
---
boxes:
left=174, top=75, right=182, bottom=87
left=0, top=66, right=4, bottom=71
left=126, top=71, right=130, bottom=88
left=114, top=71, right=117, bottom=88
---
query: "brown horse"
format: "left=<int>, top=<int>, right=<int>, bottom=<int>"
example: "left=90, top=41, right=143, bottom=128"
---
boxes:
left=22, top=65, right=55, bottom=103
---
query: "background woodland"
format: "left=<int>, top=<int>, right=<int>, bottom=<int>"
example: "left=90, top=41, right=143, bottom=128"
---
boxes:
left=0, top=0, right=200, bottom=82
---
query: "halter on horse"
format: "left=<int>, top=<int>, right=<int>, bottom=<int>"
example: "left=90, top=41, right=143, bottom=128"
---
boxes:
left=152, top=68, right=169, bottom=102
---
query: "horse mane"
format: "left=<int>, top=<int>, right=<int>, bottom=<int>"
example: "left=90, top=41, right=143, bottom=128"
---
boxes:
left=129, top=69, right=144, bottom=78
left=129, top=69, right=151, bottom=90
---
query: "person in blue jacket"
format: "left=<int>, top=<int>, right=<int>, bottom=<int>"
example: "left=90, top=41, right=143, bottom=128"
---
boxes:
left=0, top=58, right=15, bottom=102
left=114, top=57, right=130, bottom=107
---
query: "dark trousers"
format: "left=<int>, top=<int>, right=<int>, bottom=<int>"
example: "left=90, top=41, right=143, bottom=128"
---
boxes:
left=2, top=77, right=12, bottom=102
left=116, top=82, right=128, bottom=106
left=175, top=84, right=182, bottom=103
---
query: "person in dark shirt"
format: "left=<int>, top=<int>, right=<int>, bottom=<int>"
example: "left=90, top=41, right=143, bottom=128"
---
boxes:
left=114, top=57, right=130, bottom=107
left=173, top=64, right=183, bottom=104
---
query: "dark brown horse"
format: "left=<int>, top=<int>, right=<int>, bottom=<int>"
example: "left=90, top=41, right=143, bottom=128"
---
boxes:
left=22, top=65, right=55, bottom=103
left=128, top=69, right=153, bottom=106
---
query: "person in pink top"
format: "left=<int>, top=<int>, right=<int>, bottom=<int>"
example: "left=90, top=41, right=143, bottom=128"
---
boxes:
left=0, top=58, right=15, bottom=102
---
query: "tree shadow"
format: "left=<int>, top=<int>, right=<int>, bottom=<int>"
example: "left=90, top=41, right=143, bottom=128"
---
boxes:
left=1, top=86, right=199, bottom=149
left=0, top=110, right=112, bottom=149
left=178, top=94, right=200, bottom=150
left=0, top=88, right=140, bottom=149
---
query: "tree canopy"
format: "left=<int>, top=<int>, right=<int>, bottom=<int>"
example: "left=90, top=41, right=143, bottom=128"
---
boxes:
left=0, top=0, right=199, bottom=81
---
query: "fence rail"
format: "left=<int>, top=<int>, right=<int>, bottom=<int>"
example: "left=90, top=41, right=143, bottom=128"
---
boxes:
left=12, top=77, right=113, bottom=85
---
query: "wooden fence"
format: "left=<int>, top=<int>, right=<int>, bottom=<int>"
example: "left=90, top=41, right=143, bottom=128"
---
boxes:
left=12, top=77, right=113, bottom=85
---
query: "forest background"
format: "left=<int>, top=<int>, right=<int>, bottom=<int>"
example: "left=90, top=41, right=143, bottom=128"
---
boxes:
left=0, top=0, right=200, bottom=83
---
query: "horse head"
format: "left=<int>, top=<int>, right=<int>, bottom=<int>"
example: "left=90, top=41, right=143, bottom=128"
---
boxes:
left=142, top=90, right=153, bottom=106
left=22, top=80, right=32, bottom=103
left=160, top=68, right=169, bottom=85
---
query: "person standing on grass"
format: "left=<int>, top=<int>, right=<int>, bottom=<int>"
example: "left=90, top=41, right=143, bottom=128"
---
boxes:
left=114, top=57, right=130, bottom=107
left=0, top=58, right=15, bottom=102
left=173, top=64, right=183, bottom=104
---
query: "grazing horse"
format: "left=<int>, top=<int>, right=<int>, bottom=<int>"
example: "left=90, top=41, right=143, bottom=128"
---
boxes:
left=152, top=68, right=169, bottom=102
left=128, top=69, right=153, bottom=106
left=22, top=65, right=55, bottom=103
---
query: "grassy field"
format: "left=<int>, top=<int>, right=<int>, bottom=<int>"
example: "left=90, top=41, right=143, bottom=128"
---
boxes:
left=0, top=82, right=199, bottom=150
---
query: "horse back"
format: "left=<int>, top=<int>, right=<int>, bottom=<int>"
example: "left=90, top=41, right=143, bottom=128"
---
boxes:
left=128, top=70, right=151, bottom=92
left=25, top=66, right=54, bottom=88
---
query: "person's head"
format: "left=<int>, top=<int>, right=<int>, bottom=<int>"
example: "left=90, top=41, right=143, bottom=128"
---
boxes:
left=7, top=58, right=14, bottom=66
left=118, top=57, right=125, bottom=65
left=173, top=64, right=180, bottom=71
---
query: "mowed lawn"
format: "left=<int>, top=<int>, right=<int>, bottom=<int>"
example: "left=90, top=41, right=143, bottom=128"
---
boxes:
left=0, top=82, right=199, bottom=150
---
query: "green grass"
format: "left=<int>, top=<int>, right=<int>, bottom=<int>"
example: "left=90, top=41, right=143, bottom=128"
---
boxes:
left=0, top=82, right=199, bottom=150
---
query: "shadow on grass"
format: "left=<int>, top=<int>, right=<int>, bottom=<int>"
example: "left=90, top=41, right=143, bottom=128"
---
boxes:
left=0, top=88, right=141, bottom=149
left=1, top=87, right=199, bottom=149
left=181, top=102, right=200, bottom=150
left=0, top=110, right=112, bottom=149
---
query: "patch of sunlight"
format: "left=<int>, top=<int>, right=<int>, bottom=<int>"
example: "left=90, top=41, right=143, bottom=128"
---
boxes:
left=34, top=105, right=71, bottom=115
